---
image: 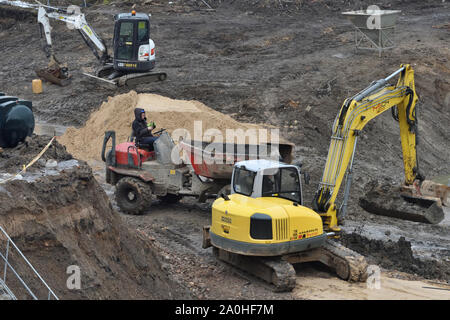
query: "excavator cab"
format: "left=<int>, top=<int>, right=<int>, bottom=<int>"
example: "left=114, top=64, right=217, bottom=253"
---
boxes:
left=113, top=11, right=155, bottom=74
left=232, top=161, right=304, bottom=204
left=209, top=160, right=326, bottom=257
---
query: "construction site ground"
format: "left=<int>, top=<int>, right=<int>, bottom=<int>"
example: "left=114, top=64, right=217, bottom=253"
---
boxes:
left=0, top=0, right=449, bottom=299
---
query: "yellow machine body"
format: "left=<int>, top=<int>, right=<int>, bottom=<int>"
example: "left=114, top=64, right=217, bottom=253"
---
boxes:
left=210, top=193, right=326, bottom=256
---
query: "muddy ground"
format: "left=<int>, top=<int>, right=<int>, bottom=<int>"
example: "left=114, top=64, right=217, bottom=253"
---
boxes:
left=0, top=0, right=449, bottom=299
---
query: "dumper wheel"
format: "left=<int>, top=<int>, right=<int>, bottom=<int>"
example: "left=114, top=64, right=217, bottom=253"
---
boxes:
left=158, top=194, right=182, bottom=204
left=115, top=177, right=152, bottom=215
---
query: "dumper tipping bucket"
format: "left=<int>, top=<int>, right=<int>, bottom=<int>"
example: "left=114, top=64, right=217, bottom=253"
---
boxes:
left=342, top=9, right=401, bottom=56
left=179, top=140, right=294, bottom=180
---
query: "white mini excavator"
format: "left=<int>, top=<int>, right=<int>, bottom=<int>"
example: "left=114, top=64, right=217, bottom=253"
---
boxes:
left=1, top=0, right=167, bottom=86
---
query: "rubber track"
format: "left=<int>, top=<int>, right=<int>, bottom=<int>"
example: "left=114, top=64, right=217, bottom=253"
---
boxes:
left=323, top=239, right=368, bottom=282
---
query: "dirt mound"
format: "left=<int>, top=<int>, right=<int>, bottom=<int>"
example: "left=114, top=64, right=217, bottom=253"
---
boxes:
left=59, top=91, right=281, bottom=161
left=340, top=233, right=450, bottom=281
left=0, top=137, right=189, bottom=299
left=0, top=134, right=72, bottom=174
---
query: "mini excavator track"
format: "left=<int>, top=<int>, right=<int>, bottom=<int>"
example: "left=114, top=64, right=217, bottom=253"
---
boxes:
left=212, top=239, right=368, bottom=292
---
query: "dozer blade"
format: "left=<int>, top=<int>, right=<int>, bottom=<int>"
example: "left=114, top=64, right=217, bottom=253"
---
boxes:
left=359, top=182, right=445, bottom=224
left=82, top=72, right=117, bottom=87
left=116, top=72, right=167, bottom=87
left=82, top=71, right=167, bottom=87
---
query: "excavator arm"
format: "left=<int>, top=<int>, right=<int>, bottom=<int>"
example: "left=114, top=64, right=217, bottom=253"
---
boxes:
left=0, top=0, right=111, bottom=63
left=313, top=64, right=421, bottom=231
left=36, top=3, right=111, bottom=63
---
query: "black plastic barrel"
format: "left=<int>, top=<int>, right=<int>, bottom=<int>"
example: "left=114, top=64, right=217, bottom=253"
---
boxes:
left=0, top=93, right=35, bottom=148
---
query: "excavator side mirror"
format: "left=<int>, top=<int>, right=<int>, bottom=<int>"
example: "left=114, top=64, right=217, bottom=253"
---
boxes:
left=303, top=172, right=310, bottom=185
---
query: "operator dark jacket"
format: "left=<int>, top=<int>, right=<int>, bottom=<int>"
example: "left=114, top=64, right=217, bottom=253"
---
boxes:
left=132, top=108, right=153, bottom=142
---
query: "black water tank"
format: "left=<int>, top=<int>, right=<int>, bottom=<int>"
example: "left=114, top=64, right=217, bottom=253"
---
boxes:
left=0, top=93, right=35, bottom=148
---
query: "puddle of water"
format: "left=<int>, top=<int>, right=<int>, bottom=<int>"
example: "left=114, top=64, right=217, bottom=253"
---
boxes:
left=34, top=122, right=68, bottom=137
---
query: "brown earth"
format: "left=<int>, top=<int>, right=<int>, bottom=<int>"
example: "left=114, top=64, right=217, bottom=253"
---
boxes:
left=0, top=136, right=189, bottom=299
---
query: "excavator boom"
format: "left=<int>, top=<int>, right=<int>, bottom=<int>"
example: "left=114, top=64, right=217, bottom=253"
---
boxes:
left=313, top=64, right=444, bottom=230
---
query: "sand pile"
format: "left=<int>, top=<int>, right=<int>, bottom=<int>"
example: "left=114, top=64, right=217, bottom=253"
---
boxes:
left=59, top=91, right=284, bottom=161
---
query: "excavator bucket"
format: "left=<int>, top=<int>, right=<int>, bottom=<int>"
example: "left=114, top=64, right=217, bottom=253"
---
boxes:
left=359, top=181, right=446, bottom=224
left=35, top=55, right=71, bottom=87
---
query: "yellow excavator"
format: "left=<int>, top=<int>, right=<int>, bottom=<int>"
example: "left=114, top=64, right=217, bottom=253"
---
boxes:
left=202, top=64, right=446, bottom=291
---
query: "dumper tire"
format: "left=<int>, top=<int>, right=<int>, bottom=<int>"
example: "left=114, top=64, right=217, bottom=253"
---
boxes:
left=115, top=177, right=152, bottom=215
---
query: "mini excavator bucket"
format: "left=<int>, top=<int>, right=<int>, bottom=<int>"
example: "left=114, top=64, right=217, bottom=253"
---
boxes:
left=359, top=180, right=447, bottom=225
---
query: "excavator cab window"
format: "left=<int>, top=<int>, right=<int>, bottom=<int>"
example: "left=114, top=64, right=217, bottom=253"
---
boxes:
left=262, top=167, right=301, bottom=203
left=233, top=168, right=255, bottom=196
left=117, top=21, right=134, bottom=60
left=137, top=21, right=149, bottom=43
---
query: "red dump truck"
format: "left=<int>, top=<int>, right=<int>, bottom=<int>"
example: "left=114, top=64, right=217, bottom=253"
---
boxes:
left=102, top=130, right=294, bottom=214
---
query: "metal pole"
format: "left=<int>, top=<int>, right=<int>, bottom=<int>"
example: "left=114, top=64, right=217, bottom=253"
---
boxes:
left=378, top=29, right=381, bottom=57
left=0, top=251, right=38, bottom=300
left=0, top=226, right=58, bottom=299
left=3, top=239, right=9, bottom=282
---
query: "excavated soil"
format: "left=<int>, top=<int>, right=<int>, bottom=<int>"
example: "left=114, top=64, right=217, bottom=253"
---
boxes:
left=0, top=134, right=72, bottom=173
left=0, top=0, right=449, bottom=299
left=340, top=233, right=450, bottom=281
left=0, top=136, right=190, bottom=299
